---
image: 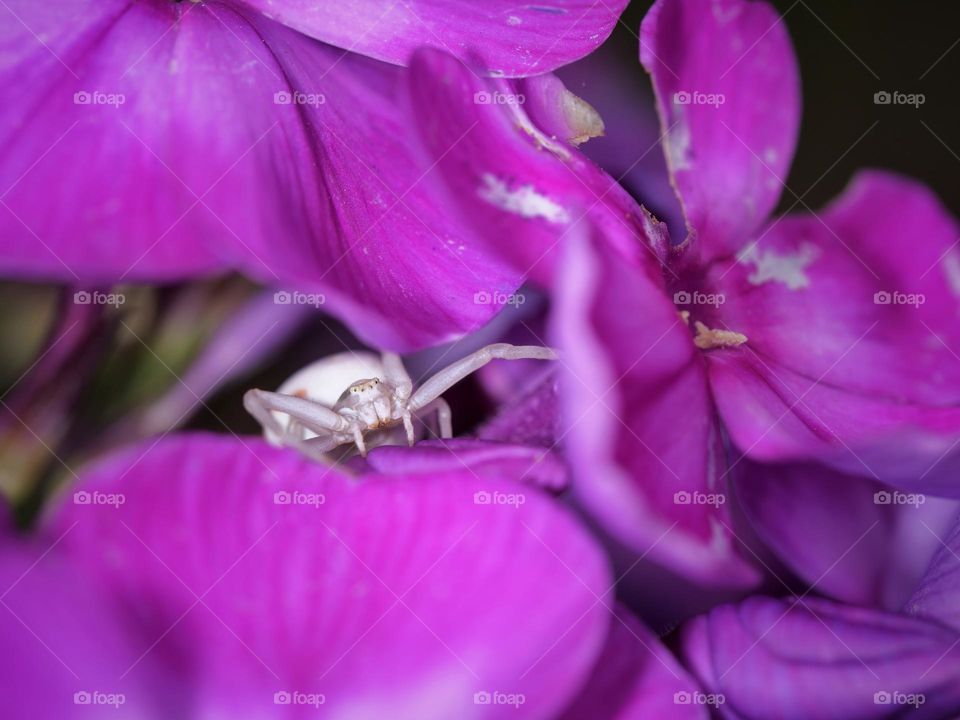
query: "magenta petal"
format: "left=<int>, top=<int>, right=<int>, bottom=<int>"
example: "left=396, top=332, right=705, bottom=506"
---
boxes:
left=478, top=371, right=562, bottom=449
left=709, top=171, right=960, bottom=494
left=550, top=222, right=757, bottom=587
left=0, top=539, right=176, bottom=718
left=0, top=2, right=527, bottom=350
left=683, top=596, right=960, bottom=719
left=736, top=460, right=960, bottom=609
left=640, top=0, right=801, bottom=254
left=906, top=511, right=960, bottom=633
left=47, top=433, right=611, bottom=717
left=357, top=438, right=568, bottom=491
left=560, top=605, right=708, bottom=720
left=406, top=48, right=666, bottom=285
left=239, top=0, right=628, bottom=77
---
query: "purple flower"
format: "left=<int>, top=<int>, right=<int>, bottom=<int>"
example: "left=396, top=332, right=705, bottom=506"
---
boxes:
left=637, top=0, right=960, bottom=491
left=476, top=0, right=960, bottom=597
left=0, top=0, right=630, bottom=350
left=682, top=511, right=960, bottom=718
left=1, top=433, right=703, bottom=718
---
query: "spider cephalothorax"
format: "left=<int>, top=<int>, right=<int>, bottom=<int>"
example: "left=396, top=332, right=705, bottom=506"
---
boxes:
left=245, top=343, right=557, bottom=461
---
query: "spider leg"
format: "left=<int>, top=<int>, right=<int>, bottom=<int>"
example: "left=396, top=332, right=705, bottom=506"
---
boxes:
left=244, top=389, right=349, bottom=443
left=381, top=351, right=413, bottom=391
left=415, top=397, right=452, bottom=439
left=352, top=425, right=368, bottom=457
left=409, top=344, right=557, bottom=411
left=382, top=351, right=415, bottom=444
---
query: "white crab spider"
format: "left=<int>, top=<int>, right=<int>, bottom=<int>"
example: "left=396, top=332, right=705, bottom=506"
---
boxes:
left=244, top=343, right=557, bottom=461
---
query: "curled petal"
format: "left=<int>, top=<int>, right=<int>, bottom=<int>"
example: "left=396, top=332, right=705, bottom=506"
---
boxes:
left=683, top=596, right=960, bottom=719
left=640, top=0, right=801, bottom=256
left=406, top=48, right=667, bottom=285
left=550, top=221, right=757, bottom=588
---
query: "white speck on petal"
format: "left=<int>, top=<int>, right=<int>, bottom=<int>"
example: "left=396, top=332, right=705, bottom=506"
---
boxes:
left=763, top=147, right=778, bottom=164
left=711, top=0, right=744, bottom=24
left=507, top=15, right=522, bottom=25
left=666, top=107, right=692, bottom=171
left=737, top=241, right=820, bottom=290
left=478, top=173, right=569, bottom=223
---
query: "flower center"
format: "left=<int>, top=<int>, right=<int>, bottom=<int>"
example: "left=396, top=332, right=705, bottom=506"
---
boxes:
left=671, top=275, right=747, bottom=351
left=689, top=317, right=747, bottom=350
